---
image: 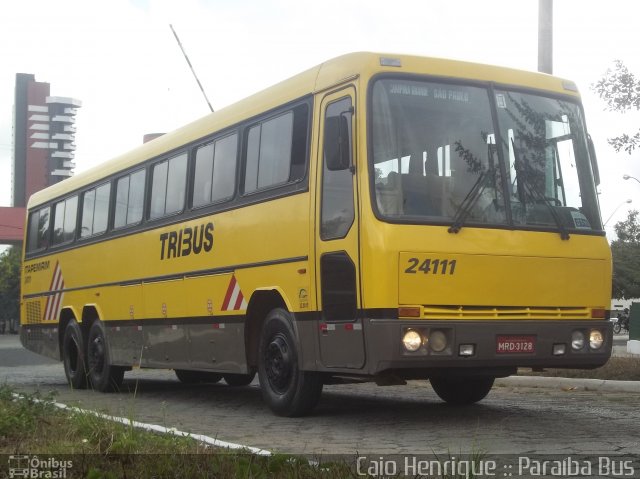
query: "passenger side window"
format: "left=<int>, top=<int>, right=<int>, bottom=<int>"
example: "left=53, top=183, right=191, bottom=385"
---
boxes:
left=52, top=196, right=78, bottom=245
left=81, top=183, right=111, bottom=238
left=243, top=104, right=308, bottom=194
left=193, top=134, right=237, bottom=207
left=114, top=169, right=146, bottom=228
left=26, top=206, right=50, bottom=252
left=150, top=153, right=187, bottom=219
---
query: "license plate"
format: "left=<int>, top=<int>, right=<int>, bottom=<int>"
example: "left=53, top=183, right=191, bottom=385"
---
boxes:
left=496, top=335, right=536, bottom=354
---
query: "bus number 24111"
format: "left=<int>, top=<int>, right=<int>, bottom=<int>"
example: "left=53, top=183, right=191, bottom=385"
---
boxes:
left=404, top=258, right=457, bottom=275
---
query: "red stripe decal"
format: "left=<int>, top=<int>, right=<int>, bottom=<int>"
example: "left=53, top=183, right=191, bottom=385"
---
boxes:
left=221, top=275, right=237, bottom=311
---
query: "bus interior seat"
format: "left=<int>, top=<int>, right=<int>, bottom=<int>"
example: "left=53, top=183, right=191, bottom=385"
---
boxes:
left=401, top=154, right=438, bottom=216
left=376, top=171, right=402, bottom=215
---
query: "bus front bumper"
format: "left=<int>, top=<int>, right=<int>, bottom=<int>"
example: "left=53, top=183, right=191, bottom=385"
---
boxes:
left=365, top=319, right=613, bottom=377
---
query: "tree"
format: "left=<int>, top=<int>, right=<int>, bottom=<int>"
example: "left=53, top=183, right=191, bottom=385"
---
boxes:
left=610, top=210, right=640, bottom=299
left=0, top=246, right=21, bottom=331
left=593, top=60, right=640, bottom=154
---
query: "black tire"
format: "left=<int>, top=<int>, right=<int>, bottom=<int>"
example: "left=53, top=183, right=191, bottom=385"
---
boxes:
left=430, top=376, right=494, bottom=405
left=258, top=308, right=323, bottom=417
left=613, top=322, right=621, bottom=334
left=224, top=372, right=256, bottom=387
left=62, top=319, right=88, bottom=390
left=175, top=369, right=223, bottom=384
left=87, top=321, right=125, bottom=392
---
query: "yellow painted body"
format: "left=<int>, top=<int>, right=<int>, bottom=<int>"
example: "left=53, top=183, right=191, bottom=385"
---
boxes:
left=20, top=53, right=611, bottom=373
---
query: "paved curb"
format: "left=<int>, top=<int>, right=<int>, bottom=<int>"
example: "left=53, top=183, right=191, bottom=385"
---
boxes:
left=497, top=375, right=640, bottom=393
left=10, top=392, right=272, bottom=456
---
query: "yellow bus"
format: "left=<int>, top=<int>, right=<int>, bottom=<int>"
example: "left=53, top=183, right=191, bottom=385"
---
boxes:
left=21, top=52, right=612, bottom=416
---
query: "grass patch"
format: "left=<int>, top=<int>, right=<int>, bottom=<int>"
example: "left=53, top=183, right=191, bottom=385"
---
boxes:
left=0, top=385, right=355, bottom=478
left=518, top=357, right=640, bottom=381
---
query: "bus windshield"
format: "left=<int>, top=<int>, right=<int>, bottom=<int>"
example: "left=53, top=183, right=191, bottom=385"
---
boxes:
left=371, top=78, right=601, bottom=233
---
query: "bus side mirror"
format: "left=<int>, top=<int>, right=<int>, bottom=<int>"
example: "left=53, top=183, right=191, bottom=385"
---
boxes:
left=587, top=135, right=600, bottom=187
left=324, top=115, right=351, bottom=171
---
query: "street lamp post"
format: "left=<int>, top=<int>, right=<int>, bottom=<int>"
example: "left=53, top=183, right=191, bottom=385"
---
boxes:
left=623, top=174, right=640, bottom=184
left=604, top=199, right=632, bottom=226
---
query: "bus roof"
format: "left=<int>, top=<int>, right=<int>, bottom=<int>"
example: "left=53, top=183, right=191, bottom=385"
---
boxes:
left=27, top=51, right=578, bottom=208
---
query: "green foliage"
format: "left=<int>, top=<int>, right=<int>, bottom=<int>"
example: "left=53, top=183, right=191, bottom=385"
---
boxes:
left=0, top=385, right=358, bottom=477
left=0, top=246, right=21, bottom=324
left=614, top=209, right=640, bottom=243
left=611, top=210, right=640, bottom=299
left=593, top=60, right=640, bottom=154
left=0, top=385, right=56, bottom=441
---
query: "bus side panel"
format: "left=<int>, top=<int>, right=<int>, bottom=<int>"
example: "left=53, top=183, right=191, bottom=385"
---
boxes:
left=106, top=323, right=143, bottom=367
left=186, top=322, right=248, bottom=373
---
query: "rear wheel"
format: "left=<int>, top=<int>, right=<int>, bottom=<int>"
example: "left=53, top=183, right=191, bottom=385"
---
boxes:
left=87, top=321, right=125, bottom=392
left=613, top=322, right=621, bottom=334
left=224, top=372, right=256, bottom=386
left=62, top=319, right=88, bottom=390
left=175, top=370, right=223, bottom=384
left=258, top=308, right=322, bottom=417
left=430, top=376, right=494, bottom=405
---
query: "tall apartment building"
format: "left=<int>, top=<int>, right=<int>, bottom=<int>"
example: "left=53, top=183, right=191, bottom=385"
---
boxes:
left=0, top=74, right=81, bottom=245
left=12, top=73, right=82, bottom=206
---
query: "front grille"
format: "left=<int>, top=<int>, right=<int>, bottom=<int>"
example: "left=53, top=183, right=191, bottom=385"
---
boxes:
left=421, top=305, right=591, bottom=320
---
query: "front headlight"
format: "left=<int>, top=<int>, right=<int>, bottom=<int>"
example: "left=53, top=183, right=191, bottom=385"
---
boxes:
left=589, top=329, right=604, bottom=350
left=429, top=330, right=447, bottom=352
left=571, top=330, right=585, bottom=351
left=402, top=329, right=423, bottom=352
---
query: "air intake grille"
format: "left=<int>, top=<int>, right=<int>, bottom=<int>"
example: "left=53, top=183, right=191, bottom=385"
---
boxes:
left=25, top=300, right=42, bottom=324
left=421, top=305, right=591, bottom=320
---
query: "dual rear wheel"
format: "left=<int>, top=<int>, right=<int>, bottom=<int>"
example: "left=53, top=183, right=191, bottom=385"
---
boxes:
left=62, top=320, right=124, bottom=392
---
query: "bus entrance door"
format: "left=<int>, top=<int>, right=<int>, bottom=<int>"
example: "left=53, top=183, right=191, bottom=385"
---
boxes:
left=315, top=88, right=365, bottom=369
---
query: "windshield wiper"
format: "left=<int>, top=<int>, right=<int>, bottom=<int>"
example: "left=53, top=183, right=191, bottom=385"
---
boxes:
left=511, top=138, right=569, bottom=240
left=448, top=167, right=495, bottom=234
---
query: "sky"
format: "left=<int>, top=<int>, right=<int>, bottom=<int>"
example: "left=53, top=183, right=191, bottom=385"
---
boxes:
left=1, top=0, right=639, bottom=239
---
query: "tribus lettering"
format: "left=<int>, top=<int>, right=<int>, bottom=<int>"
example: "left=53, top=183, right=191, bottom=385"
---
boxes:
left=159, top=222, right=214, bottom=260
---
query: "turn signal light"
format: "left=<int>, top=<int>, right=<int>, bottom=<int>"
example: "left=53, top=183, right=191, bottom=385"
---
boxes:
left=398, top=307, right=421, bottom=318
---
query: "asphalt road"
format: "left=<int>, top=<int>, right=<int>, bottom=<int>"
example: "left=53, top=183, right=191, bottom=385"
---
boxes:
left=1, top=334, right=639, bottom=458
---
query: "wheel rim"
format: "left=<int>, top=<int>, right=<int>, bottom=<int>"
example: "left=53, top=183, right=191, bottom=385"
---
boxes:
left=88, top=334, right=105, bottom=375
left=265, top=333, right=293, bottom=393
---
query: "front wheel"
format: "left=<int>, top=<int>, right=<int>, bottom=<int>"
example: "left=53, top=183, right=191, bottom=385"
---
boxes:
left=430, top=376, right=494, bottom=405
left=258, top=308, right=322, bottom=417
left=613, top=322, right=622, bottom=334
left=87, top=321, right=125, bottom=392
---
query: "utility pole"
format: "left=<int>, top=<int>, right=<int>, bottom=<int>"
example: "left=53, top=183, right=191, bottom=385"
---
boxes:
left=538, top=0, right=553, bottom=74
